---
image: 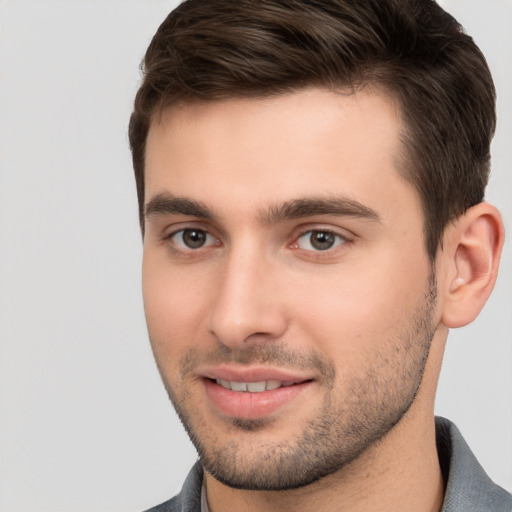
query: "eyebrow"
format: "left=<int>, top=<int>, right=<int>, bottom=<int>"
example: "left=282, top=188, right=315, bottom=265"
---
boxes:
left=260, top=197, right=381, bottom=224
left=144, top=193, right=381, bottom=224
left=145, top=193, right=216, bottom=220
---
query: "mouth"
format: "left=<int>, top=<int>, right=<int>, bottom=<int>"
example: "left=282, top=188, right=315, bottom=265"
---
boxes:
left=201, top=371, right=315, bottom=420
left=213, top=378, right=303, bottom=393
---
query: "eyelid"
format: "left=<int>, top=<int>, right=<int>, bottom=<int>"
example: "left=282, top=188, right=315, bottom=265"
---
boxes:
left=295, top=230, right=346, bottom=249
left=160, top=222, right=222, bottom=253
left=160, top=220, right=216, bottom=239
left=287, top=223, right=355, bottom=259
left=171, top=228, right=219, bottom=250
left=292, top=222, right=354, bottom=240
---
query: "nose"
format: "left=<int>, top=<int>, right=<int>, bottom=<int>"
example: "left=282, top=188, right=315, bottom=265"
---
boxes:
left=207, top=248, right=288, bottom=348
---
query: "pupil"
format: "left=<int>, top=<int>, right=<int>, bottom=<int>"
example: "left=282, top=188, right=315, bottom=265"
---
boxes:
left=311, top=231, right=335, bottom=250
left=183, top=229, right=206, bottom=248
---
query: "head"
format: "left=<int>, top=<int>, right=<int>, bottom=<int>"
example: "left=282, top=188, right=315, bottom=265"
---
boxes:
left=130, top=0, right=503, bottom=493
left=130, top=0, right=496, bottom=261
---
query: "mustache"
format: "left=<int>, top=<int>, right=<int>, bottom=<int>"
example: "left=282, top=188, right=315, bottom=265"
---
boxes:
left=180, top=342, right=336, bottom=381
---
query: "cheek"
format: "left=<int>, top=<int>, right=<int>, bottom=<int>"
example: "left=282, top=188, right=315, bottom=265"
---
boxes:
left=142, top=257, right=212, bottom=358
left=291, top=256, right=430, bottom=354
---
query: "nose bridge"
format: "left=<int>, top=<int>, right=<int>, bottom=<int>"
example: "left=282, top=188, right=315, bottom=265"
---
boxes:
left=207, top=238, right=287, bottom=347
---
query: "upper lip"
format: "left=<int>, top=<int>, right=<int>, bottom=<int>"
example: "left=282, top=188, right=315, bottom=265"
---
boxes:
left=198, top=365, right=315, bottom=383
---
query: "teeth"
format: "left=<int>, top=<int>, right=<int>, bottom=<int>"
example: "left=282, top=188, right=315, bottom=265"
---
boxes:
left=230, top=381, right=248, bottom=392
left=215, top=379, right=295, bottom=392
left=217, top=379, right=231, bottom=389
left=265, top=380, right=281, bottom=391
left=247, top=381, right=266, bottom=392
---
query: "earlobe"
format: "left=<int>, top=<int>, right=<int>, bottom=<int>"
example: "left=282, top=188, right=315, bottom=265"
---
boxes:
left=441, top=202, right=504, bottom=328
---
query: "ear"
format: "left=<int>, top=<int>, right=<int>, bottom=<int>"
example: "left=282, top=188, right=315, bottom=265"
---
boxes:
left=440, top=202, right=504, bottom=328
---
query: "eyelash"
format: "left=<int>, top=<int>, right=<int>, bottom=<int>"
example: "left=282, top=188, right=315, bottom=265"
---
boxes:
left=165, top=228, right=219, bottom=251
left=162, top=226, right=352, bottom=256
left=292, top=229, right=348, bottom=252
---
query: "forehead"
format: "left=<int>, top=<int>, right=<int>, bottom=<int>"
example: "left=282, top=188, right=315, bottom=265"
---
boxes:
left=144, top=88, right=417, bottom=222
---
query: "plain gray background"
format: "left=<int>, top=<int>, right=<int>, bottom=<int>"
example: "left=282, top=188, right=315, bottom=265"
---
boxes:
left=0, top=1, right=510, bottom=511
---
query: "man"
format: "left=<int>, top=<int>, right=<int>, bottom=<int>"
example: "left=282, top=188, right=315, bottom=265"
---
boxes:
left=129, top=0, right=511, bottom=510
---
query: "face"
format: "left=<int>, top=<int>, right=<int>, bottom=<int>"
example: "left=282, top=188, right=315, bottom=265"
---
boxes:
left=142, top=88, right=438, bottom=490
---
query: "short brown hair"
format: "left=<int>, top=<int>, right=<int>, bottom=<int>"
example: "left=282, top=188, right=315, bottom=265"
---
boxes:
left=129, top=0, right=496, bottom=260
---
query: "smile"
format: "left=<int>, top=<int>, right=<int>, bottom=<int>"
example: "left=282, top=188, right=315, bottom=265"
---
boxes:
left=215, top=379, right=297, bottom=392
left=203, top=375, right=314, bottom=420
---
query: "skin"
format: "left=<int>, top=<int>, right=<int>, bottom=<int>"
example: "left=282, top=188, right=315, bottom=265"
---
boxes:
left=142, top=88, right=503, bottom=512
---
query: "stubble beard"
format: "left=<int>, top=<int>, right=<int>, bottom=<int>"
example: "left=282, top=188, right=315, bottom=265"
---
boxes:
left=157, top=273, right=437, bottom=491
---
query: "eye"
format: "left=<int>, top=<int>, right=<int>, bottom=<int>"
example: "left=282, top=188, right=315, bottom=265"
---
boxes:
left=170, top=228, right=218, bottom=250
left=295, top=230, right=346, bottom=251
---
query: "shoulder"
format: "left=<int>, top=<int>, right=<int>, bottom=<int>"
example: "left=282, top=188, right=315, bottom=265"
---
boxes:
left=436, top=417, right=512, bottom=512
left=143, top=498, right=180, bottom=512
left=143, top=462, right=204, bottom=512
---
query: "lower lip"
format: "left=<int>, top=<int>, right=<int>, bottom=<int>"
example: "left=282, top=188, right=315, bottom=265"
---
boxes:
left=203, top=379, right=312, bottom=420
